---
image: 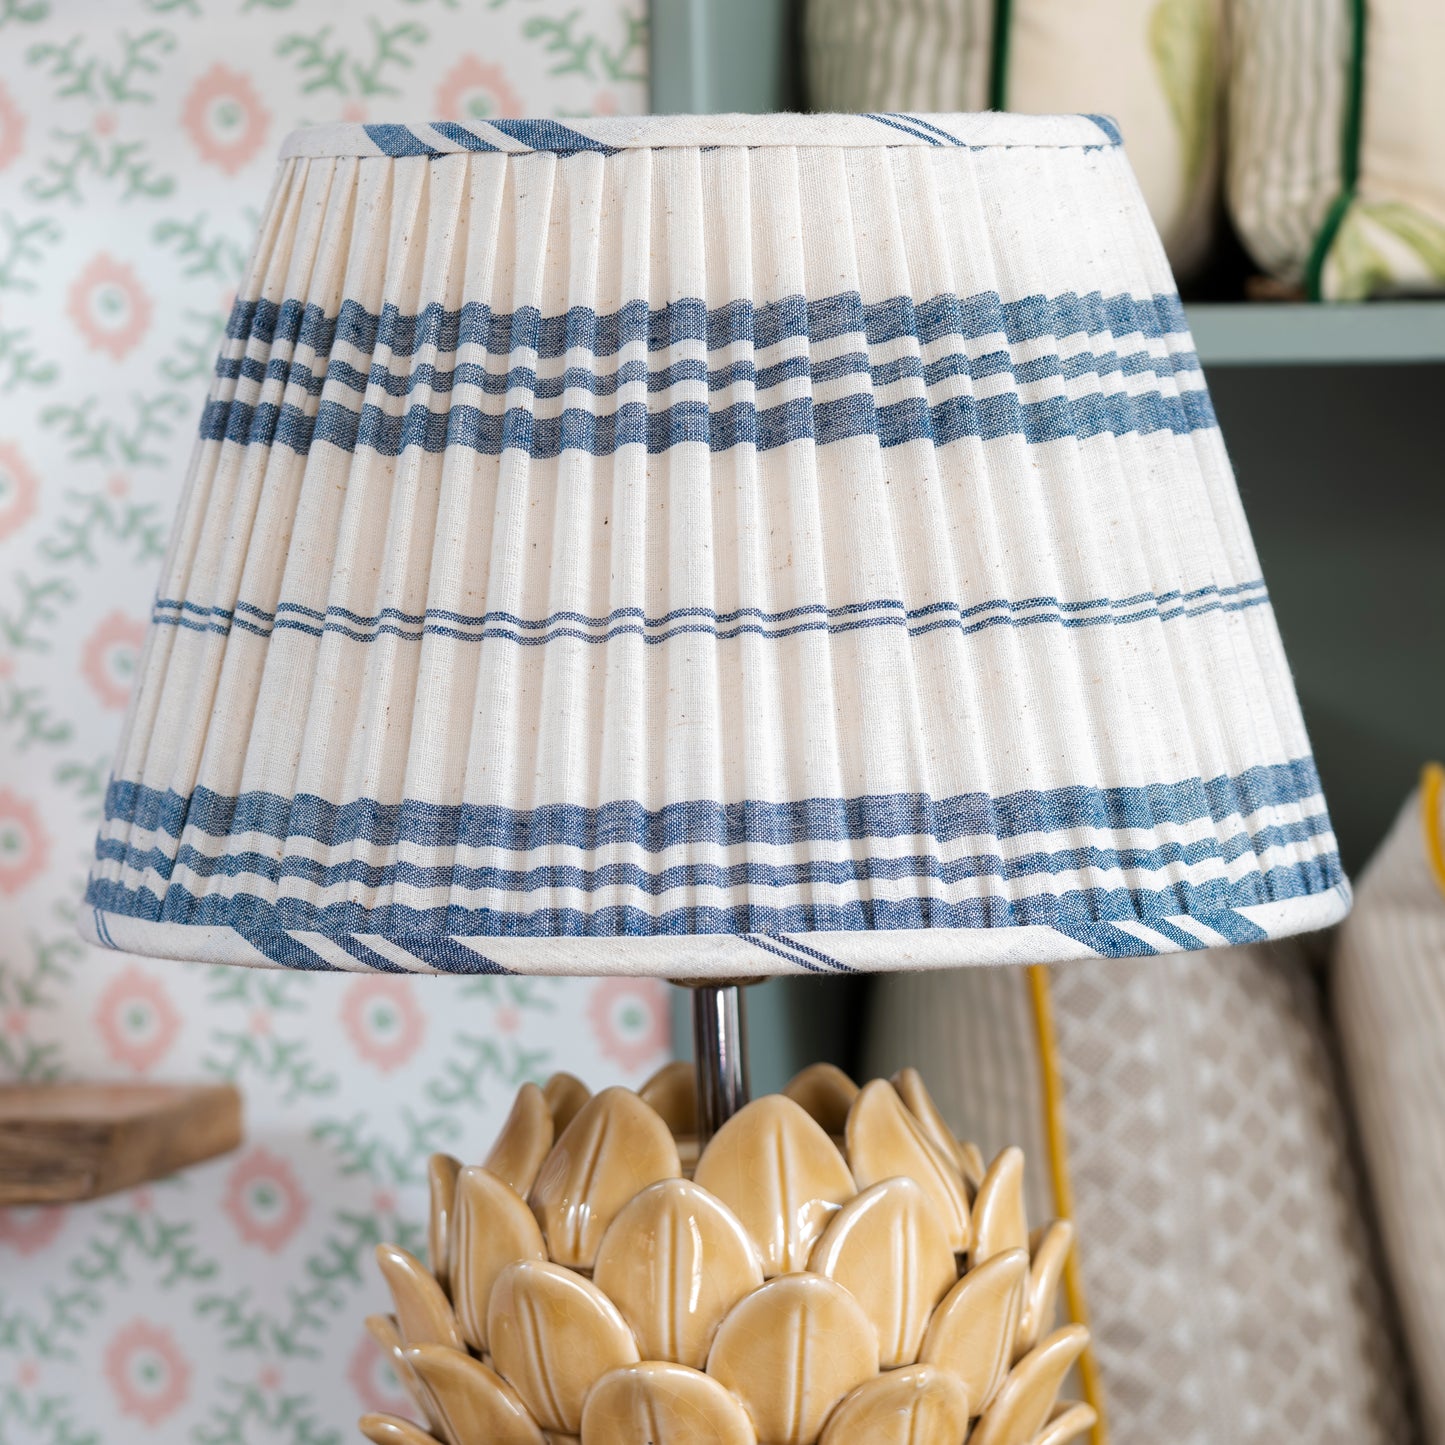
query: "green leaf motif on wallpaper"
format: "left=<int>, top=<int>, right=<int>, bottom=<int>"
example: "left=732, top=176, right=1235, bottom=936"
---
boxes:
left=153, top=212, right=250, bottom=281
left=0, top=213, right=62, bottom=291
left=524, top=6, right=647, bottom=82
left=41, top=392, right=189, bottom=469
left=196, top=1380, right=342, bottom=1445
left=0, top=322, right=58, bottom=389
left=0, top=575, right=74, bottom=654
left=1148, top=0, right=1216, bottom=185
left=276, top=19, right=429, bottom=97
left=27, top=129, right=175, bottom=203
left=27, top=29, right=177, bottom=104
left=0, top=1387, right=99, bottom=1445
left=0, top=0, right=51, bottom=27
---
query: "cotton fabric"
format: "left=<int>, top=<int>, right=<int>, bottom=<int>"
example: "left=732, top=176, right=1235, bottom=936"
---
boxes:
left=83, top=113, right=1346, bottom=976
left=1333, top=774, right=1445, bottom=1443
left=1228, top=0, right=1445, bottom=298
left=865, top=943, right=1419, bottom=1444
left=803, top=0, right=1224, bottom=277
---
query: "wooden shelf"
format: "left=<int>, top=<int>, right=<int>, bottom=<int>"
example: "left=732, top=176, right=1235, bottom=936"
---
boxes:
left=0, top=1082, right=243, bottom=1204
left=1187, top=301, right=1445, bottom=367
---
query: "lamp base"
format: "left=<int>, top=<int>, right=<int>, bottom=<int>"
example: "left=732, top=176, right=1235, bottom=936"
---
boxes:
left=361, top=1063, right=1096, bottom=1445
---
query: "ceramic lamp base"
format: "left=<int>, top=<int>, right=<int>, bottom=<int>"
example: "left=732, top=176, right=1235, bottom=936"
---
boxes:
left=361, top=1063, right=1095, bottom=1445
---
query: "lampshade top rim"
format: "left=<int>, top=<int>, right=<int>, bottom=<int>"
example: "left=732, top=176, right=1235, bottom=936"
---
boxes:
left=278, top=111, right=1122, bottom=162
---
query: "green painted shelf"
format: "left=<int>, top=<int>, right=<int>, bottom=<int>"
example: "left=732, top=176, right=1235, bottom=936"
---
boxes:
left=1188, top=301, right=1445, bottom=367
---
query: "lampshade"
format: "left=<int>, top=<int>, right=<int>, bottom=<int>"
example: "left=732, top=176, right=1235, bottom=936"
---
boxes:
left=81, top=112, right=1347, bottom=979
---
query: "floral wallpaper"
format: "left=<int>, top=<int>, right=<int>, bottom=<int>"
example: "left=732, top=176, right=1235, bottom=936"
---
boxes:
left=0, top=4, right=659, bottom=1443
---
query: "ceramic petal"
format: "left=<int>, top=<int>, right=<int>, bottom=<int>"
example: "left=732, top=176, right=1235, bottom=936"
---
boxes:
left=451, top=1165, right=547, bottom=1352
left=889, top=1069, right=973, bottom=1183
left=580, top=1362, right=756, bottom=1445
left=593, top=1178, right=763, bottom=1368
left=917, top=1248, right=1027, bottom=1412
left=530, top=1087, right=682, bottom=1269
left=1036, top=1401, right=1098, bottom=1445
left=818, top=1365, right=971, bottom=1445
left=970, top=1325, right=1090, bottom=1445
left=376, top=1244, right=463, bottom=1352
left=693, top=1095, right=855, bottom=1275
left=543, top=1072, right=592, bottom=1136
left=782, top=1063, right=859, bottom=1135
left=365, top=1313, right=447, bottom=1439
left=487, top=1260, right=640, bottom=1436
left=1017, top=1220, right=1074, bottom=1356
left=807, top=1177, right=956, bottom=1367
left=485, top=1082, right=555, bottom=1198
left=706, top=1274, right=878, bottom=1445
left=405, top=1343, right=545, bottom=1445
left=427, top=1154, right=462, bottom=1293
left=972, top=1147, right=1028, bottom=1265
left=359, top=1414, right=442, bottom=1445
left=845, top=1081, right=971, bottom=1253
left=639, top=1060, right=697, bottom=1137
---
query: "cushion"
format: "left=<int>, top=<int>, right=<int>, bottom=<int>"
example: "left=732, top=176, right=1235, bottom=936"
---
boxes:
left=1228, top=0, right=1445, bottom=298
left=865, top=941, right=1418, bottom=1443
left=1332, top=766, right=1445, bottom=1442
left=803, top=0, right=1224, bottom=277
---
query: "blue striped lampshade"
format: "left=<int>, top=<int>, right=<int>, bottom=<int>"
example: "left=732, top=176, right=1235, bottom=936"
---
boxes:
left=82, top=113, right=1347, bottom=978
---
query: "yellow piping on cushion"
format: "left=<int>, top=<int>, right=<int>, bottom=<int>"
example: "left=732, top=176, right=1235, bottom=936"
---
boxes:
left=1027, top=962, right=1109, bottom=1445
left=1422, top=762, right=1445, bottom=899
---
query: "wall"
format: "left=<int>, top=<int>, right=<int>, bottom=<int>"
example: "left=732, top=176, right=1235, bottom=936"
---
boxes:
left=0, top=4, right=659, bottom=1444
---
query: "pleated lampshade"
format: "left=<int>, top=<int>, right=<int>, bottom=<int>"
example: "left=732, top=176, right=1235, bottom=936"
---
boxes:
left=82, top=112, right=1347, bottom=978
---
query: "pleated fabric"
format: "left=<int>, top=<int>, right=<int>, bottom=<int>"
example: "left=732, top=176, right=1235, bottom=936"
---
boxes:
left=1332, top=770, right=1445, bottom=1443
left=864, top=945, right=1420, bottom=1445
left=83, top=113, right=1347, bottom=976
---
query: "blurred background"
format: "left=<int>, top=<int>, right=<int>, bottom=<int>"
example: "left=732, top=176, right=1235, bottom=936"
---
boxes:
left=0, top=2, right=1441, bottom=1441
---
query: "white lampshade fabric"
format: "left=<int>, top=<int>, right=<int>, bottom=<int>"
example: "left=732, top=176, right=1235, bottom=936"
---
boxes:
left=82, top=113, right=1348, bottom=978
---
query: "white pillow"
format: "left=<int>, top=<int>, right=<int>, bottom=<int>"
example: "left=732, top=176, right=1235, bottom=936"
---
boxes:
left=1228, top=0, right=1445, bottom=298
left=803, top=0, right=1225, bottom=278
left=1332, top=767, right=1445, bottom=1442
left=865, top=941, right=1418, bottom=1443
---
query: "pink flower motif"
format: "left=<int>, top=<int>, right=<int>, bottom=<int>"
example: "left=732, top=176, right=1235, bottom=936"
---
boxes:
left=81, top=610, right=146, bottom=710
left=92, top=110, right=117, bottom=138
left=3, top=1009, right=25, bottom=1036
left=258, top=1365, right=282, bottom=1391
left=222, top=1146, right=309, bottom=1253
left=0, top=790, right=49, bottom=897
left=593, top=90, right=619, bottom=115
left=435, top=56, right=523, bottom=122
left=106, top=472, right=129, bottom=498
left=0, top=1205, right=67, bottom=1256
left=340, top=976, right=425, bottom=1073
left=104, top=1320, right=191, bottom=1426
left=0, top=82, right=23, bottom=173
left=16, top=1360, right=38, bottom=1388
left=94, top=966, right=181, bottom=1073
left=341, top=101, right=367, bottom=124
left=66, top=255, right=153, bottom=361
left=347, top=1330, right=412, bottom=1417
left=181, top=64, right=269, bottom=175
left=0, top=441, right=39, bottom=541
left=494, top=1003, right=521, bottom=1035
left=587, top=977, right=671, bottom=1074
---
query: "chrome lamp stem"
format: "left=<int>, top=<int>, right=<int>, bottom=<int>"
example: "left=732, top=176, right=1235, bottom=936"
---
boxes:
left=690, top=982, right=751, bottom=1147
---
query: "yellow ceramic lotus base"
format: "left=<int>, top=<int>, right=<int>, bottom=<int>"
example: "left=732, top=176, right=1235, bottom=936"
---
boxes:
left=360, top=1063, right=1095, bottom=1445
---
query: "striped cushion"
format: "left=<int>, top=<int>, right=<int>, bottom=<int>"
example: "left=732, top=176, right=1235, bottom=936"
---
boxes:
left=803, top=0, right=1224, bottom=277
left=865, top=943, right=1419, bottom=1443
left=1332, top=768, right=1445, bottom=1442
left=1228, top=0, right=1445, bottom=298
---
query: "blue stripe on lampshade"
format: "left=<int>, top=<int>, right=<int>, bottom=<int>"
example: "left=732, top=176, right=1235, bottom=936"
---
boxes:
left=83, top=113, right=1348, bottom=976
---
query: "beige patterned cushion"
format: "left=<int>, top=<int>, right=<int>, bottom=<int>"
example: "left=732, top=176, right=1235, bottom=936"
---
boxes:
left=1333, top=773, right=1445, bottom=1443
left=866, top=942, right=1418, bottom=1443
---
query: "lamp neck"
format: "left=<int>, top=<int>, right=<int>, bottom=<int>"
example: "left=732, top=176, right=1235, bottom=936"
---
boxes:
left=689, top=982, right=751, bottom=1147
